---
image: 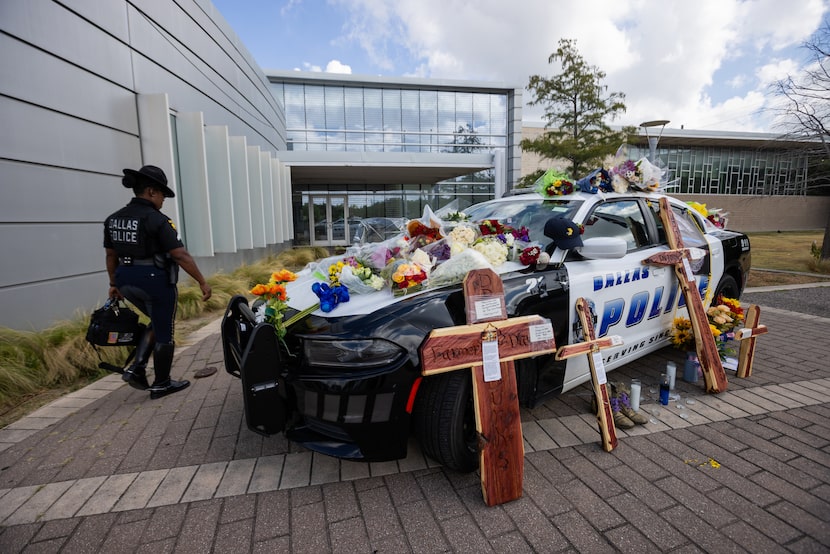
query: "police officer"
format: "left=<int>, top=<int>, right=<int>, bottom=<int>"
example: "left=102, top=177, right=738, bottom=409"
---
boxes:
left=104, top=165, right=212, bottom=399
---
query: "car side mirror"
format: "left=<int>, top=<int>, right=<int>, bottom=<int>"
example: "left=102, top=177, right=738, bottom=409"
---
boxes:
left=576, top=237, right=628, bottom=259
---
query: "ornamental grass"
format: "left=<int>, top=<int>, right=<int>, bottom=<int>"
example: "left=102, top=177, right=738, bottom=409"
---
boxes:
left=0, top=247, right=328, bottom=426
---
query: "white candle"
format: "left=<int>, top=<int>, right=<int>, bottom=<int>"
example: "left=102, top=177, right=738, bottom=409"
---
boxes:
left=630, top=379, right=641, bottom=412
left=666, top=362, right=677, bottom=390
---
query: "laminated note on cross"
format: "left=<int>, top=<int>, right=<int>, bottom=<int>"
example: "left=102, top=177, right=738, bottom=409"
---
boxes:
left=419, top=268, right=557, bottom=506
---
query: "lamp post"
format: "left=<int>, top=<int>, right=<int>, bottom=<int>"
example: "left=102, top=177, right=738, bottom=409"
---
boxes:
left=640, top=119, right=670, bottom=162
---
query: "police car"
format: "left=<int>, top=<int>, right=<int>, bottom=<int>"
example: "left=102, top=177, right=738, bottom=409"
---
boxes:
left=222, top=189, right=751, bottom=472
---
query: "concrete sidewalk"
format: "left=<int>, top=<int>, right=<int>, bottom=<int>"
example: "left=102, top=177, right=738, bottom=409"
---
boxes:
left=0, top=301, right=828, bottom=552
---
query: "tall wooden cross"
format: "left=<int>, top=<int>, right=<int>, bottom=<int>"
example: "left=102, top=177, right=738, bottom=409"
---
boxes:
left=644, top=197, right=728, bottom=394
left=419, top=268, right=557, bottom=506
left=555, top=297, right=623, bottom=452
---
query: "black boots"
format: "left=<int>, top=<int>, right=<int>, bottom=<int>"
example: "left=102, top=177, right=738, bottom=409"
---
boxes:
left=148, top=343, right=190, bottom=400
left=122, top=328, right=154, bottom=390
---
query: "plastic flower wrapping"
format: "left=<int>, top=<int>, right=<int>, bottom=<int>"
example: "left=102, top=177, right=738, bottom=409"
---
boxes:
left=610, top=157, right=664, bottom=192
left=575, top=168, right=612, bottom=194
left=533, top=169, right=574, bottom=198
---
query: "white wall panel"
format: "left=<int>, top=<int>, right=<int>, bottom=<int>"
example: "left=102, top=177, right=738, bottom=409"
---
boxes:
left=229, top=136, right=253, bottom=250
left=137, top=93, right=182, bottom=227
left=176, top=112, right=214, bottom=257
left=247, top=145, right=266, bottom=248
left=0, top=223, right=101, bottom=287
left=271, top=158, right=283, bottom=243
left=260, top=152, right=276, bottom=244
left=0, top=161, right=125, bottom=223
left=205, top=125, right=237, bottom=253
left=0, top=96, right=140, bottom=174
left=283, top=164, right=294, bottom=239
left=0, top=34, right=138, bottom=133
left=0, top=0, right=134, bottom=88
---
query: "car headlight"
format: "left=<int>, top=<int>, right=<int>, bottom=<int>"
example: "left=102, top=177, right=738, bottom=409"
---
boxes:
left=303, top=338, right=406, bottom=368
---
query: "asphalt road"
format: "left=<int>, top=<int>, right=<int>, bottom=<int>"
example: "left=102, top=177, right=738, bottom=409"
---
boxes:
left=742, top=282, right=830, bottom=318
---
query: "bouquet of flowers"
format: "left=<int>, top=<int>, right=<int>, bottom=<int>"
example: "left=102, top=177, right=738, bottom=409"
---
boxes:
left=443, top=211, right=469, bottom=222
left=382, top=259, right=429, bottom=297
left=670, top=317, right=696, bottom=351
left=429, top=248, right=492, bottom=288
left=250, top=269, right=299, bottom=339
left=610, top=157, right=664, bottom=192
left=707, top=297, right=744, bottom=339
left=687, top=201, right=729, bottom=229
left=472, top=236, right=509, bottom=267
left=576, top=168, right=612, bottom=194
left=519, top=245, right=542, bottom=266
left=534, top=169, right=574, bottom=198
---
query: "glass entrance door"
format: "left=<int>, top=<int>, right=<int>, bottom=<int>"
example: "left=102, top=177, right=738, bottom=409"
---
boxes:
left=310, top=194, right=349, bottom=246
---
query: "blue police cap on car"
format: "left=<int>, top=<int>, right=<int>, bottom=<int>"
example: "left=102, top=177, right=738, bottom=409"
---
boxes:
left=544, top=217, right=583, bottom=249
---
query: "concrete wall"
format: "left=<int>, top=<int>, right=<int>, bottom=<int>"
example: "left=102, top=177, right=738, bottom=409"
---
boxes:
left=0, top=0, right=292, bottom=330
left=674, top=195, right=830, bottom=234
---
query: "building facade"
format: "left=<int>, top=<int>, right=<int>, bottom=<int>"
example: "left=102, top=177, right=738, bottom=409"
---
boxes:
left=268, top=71, right=523, bottom=246
left=0, top=0, right=293, bottom=330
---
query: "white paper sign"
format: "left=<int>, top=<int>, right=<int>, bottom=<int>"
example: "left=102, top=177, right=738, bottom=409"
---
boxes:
left=723, top=357, right=738, bottom=371
left=591, top=351, right=608, bottom=384
left=475, top=298, right=504, bottom=320
left=682, top=258, right=695, bottom=281
left=529, top=322, right=554, bottom=342
left=482, top=340, right=502, bottom=382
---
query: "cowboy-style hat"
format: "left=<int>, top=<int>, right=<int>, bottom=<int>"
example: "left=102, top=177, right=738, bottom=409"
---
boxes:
left=122, top=165, right=175, bottom=198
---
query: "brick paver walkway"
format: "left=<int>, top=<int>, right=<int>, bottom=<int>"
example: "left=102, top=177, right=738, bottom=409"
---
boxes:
left=0, top=304, right=828, bottom=552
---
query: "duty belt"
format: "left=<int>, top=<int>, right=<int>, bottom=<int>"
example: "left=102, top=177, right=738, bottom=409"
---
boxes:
left=119, top=257, right=156, bottom=266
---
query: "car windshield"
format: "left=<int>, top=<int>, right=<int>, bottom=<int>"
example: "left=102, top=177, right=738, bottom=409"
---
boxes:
left=464, top=197, right=583, bottom=249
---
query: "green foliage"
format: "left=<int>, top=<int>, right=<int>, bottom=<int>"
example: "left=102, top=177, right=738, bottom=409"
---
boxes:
left=522, top=38, right=636, bottom=179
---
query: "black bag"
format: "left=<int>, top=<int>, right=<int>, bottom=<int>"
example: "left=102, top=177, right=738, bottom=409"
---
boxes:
left=86, top=299, right=145, bottom=347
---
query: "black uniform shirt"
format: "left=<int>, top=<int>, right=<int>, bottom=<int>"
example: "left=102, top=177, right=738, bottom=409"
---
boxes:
left=104, top=198, right=183, bottom=258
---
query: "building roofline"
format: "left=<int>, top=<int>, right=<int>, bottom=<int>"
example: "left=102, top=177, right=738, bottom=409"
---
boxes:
left=265, top=69, right=522, bottom=93
left=524, top=120, right=817, bottom=148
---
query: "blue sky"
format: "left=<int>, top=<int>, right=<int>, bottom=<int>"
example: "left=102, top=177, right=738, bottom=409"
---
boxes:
left=212, top=0, right=829, bottom=133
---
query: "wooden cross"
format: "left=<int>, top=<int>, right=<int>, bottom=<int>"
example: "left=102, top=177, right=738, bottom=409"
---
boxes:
left=555, top=298, right=623, bottom=452
left=643, top=197, right=728, bottom=394
left=419, top=268, right=557, bottom=506
left=735, top=304, right=768, bottom=378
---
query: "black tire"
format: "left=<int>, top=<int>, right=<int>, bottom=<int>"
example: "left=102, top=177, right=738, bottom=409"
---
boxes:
left=714, top=274, right=740, bottom=301
left=412, top=370, right=478, bottom=473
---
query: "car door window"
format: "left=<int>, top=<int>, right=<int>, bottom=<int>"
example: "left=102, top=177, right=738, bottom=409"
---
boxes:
left=651, top=202, right=708, bottom=248
left=582, top=200, right=651, bottom=251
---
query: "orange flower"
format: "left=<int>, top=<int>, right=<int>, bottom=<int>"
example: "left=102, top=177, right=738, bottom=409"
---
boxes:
left=270, top=283, right=287, bottom=301
left=250, top=283, right=268, bottom=296
left=272, top=269, right=297, bottom=283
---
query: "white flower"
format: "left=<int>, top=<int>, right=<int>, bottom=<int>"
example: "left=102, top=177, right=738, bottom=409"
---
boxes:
left=473, top=238, right=508, bottom=267
left=449, top=224, right=477, bottom=246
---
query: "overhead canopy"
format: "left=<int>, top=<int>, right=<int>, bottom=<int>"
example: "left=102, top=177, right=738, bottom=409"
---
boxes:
left=279, top=151, right=494, bottom=186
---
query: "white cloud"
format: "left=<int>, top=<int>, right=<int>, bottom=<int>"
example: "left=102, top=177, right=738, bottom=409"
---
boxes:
left=325, top=59, right=353, bottom=73
left=328, top=0, right=828, bottom=132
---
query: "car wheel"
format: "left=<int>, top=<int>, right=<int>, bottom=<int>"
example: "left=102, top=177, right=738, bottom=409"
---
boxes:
left=714, top=274, right=740, bottom=300
left=413, top=370, right=478, bottom=473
